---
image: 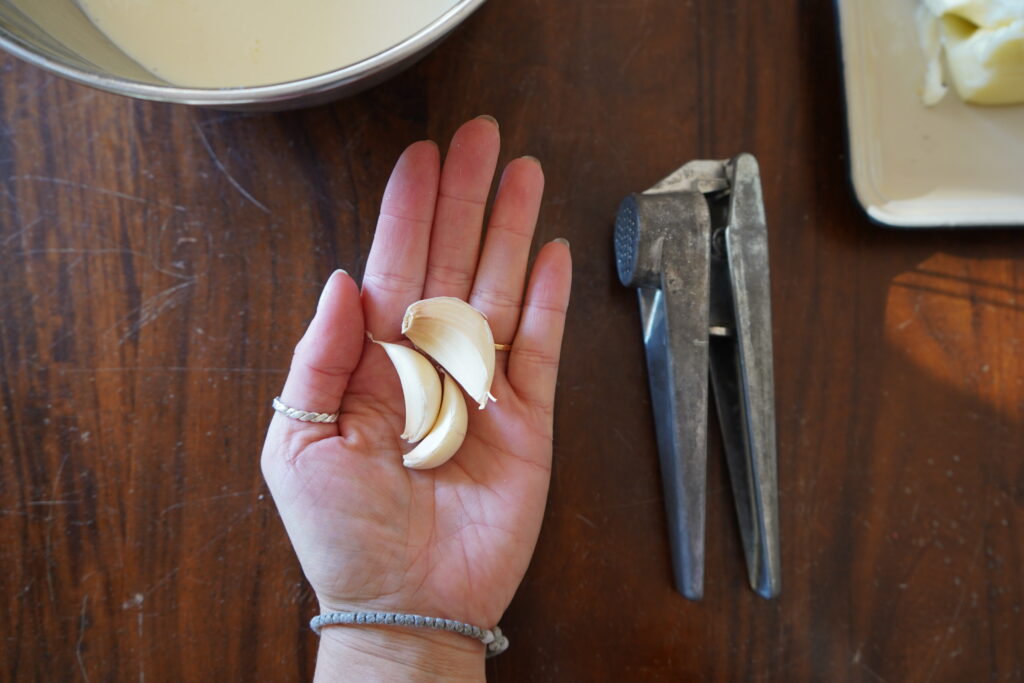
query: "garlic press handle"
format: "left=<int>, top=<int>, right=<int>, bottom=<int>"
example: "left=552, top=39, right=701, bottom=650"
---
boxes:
left=615, top=191, right=712, bottom=599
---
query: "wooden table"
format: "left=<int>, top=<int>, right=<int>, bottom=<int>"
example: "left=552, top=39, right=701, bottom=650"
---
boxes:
left=2, top=2, right=1022, bottom=680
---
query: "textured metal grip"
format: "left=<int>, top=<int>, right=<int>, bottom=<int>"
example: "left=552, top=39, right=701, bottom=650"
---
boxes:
left=614, top=194, right=644, bottom=287
left=615, top=194, right=680, bottom=290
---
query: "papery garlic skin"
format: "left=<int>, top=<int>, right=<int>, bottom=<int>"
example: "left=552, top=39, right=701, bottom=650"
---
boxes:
left=374, top=340, right=443, bottom=443
left=401, top=297, right=497, bottom=409
left=403, top=373, right=468, bottom=470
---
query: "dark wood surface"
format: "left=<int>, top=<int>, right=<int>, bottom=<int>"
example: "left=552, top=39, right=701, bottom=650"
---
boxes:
left=2, top=1, right=1023, bottom=680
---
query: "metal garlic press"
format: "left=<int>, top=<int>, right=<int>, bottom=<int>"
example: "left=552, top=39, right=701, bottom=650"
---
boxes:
left=614, top=154, right=781, bottom=600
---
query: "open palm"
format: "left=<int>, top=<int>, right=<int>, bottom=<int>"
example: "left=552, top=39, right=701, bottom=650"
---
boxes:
left=262, top=118, right=572, bottom=643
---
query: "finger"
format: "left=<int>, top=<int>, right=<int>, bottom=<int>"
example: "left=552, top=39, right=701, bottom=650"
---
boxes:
left=272, top=270, right=365, bottom=440
left=421, top=116, right=501, bottom=300
left=508, top=240, right=572, bottom=413
left=361, top=140, right=440, bottom=339
left=469, top=156, right=544, bottom=344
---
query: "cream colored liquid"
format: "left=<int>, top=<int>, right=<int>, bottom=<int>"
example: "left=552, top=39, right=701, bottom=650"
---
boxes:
left=76, top=0, right=459, bottom=87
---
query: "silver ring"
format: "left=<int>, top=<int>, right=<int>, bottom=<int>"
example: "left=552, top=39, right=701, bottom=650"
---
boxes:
left=272, top=396, right=339, bottom=423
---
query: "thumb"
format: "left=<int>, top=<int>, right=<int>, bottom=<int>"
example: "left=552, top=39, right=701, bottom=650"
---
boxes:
left=273, top=269, right=365, bottom=439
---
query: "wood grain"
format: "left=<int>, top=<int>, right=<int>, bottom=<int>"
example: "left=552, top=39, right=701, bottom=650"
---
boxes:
left=1, top=1, right=1022, bottom=680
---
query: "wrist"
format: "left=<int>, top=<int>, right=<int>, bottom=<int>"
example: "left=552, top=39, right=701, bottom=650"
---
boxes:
left=314, top=619, right=486, bottom=682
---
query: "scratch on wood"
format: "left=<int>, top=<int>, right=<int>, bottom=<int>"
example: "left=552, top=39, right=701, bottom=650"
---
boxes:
left=76, top=594, right=91, bottom=683
left=143, top=507, right=255, bottom=597
left=158, top=489, right=260, bottom=516
left=18, top=362, right=286, bottom=375
left=44, top=515, right=56, bottom=604
left=575, top=513, right=598, bottom=529
left=8, top=175, right=187, bottom=212
left=196, top=111, right=261, bottom=129
left=76, top=365, right=278, bottom=374
left=922, top=534, right=986, bottom=682
left=0, top=217, right=44, bottom=246
left=852, top=646, right=888, bottom=683
left=12, top=245, right=197, bottom=284
left=118, top=280, right=197, bottom=346
left=17, top=248, right=147, bottom=257
left=121, top=593, right=147, bottom=683
left=138, top=606, right=145, bottom=683
left=192, top=121, right=270, bottom=214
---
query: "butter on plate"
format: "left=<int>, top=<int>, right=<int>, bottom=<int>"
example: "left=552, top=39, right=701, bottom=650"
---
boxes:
left=919, top=0, right=1024, bottom=105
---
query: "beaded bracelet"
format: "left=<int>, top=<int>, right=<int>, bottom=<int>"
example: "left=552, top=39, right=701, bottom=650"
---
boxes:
left=310, top=611, right=509, bottom=657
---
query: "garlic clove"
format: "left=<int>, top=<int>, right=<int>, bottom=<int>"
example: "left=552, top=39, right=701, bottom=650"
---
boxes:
left=919, top=0, right=1024, bottom=106
left=403, top=372, right=468, bottom=470
left=941, top=15, right=1024, bottom=105
left=401, top=297, right=496, bottom=409
left=374, top=340, right=443, bottom=443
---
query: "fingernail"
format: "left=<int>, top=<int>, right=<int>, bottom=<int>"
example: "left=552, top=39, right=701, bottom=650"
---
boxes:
left=318, top=269, right=347, bottom=309
left=521, top=155, right=542, bottom=168
left=476, top=114, right=498, bottom=127
left=553, top=237, right=570, bottom=249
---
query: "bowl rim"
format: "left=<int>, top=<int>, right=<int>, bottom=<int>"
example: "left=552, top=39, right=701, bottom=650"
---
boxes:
left=0, top=0, right=486, bottom=105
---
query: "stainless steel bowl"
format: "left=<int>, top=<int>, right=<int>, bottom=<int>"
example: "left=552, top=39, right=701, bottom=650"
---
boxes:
left=0, top=0, right=485, bottom=110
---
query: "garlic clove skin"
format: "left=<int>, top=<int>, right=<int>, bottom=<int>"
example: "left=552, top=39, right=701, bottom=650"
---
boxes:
left=401, top=297, right=496, bottom=409
left=374, top=340, right=443, bottom=443
left=403, top=372, right=468, bottom=470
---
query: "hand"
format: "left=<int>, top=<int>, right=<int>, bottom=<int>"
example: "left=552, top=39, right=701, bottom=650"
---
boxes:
left=261, top=117, right=572, bottom=681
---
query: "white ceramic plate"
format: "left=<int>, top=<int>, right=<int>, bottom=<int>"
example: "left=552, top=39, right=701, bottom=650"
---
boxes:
left=837, top=0, right=1024, bottom=227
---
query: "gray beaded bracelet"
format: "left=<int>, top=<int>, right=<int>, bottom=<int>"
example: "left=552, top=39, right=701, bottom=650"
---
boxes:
left=310, top=611, right=509, bottom=657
